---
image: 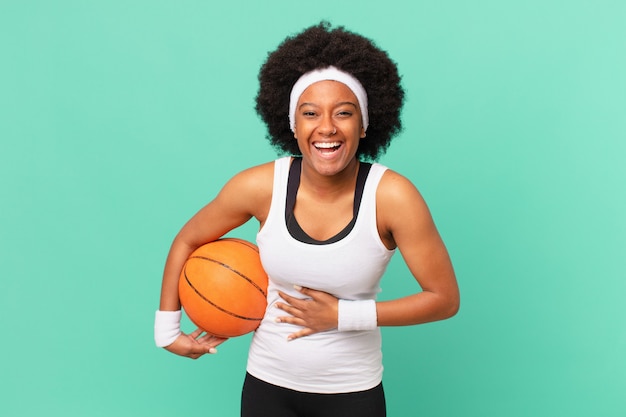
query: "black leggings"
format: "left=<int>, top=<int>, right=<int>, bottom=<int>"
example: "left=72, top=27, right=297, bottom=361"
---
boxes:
left=241, top=373, right=386, bottom=417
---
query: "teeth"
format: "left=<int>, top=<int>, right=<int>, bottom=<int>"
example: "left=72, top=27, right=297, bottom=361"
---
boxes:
left=314, top=142, right=341, bottom=149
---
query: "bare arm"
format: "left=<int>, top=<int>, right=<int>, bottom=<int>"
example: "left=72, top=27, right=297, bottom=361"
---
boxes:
left=375, top=170, right=460, bottom=326
left=274, top=169, right=458, bottom=340
left=157, top=162, right=273, bottom=356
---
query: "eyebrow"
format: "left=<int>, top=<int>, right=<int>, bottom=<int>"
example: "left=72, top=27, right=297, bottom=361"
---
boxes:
left=298, top=101, right=358, bottom=109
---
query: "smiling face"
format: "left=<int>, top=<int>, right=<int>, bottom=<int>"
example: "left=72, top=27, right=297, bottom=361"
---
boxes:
left=293, top=80, right=366, bottom=178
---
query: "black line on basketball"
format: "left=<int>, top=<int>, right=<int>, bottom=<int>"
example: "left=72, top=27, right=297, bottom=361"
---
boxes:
left=183, top=263, right=264, bottom=321
left=188, top=255, right=267, bottom=296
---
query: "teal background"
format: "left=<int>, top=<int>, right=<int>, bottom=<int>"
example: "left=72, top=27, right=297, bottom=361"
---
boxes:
left=1, top=1, right=624, bottom=416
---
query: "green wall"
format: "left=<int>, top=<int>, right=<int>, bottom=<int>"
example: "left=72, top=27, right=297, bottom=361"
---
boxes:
left=1, top=1, right=624, bottom=416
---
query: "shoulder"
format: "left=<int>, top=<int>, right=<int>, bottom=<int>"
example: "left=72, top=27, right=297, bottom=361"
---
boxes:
left=216, top=160, right=277, bottom=222
left=228, top=160, right=275, bottom=189
left=376, top=168, right=433, bottom=236
left=377, top=168, right=425, bottom=205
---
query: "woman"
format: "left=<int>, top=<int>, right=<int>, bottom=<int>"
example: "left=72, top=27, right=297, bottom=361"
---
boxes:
left=155, top=22, right=459, bottom=417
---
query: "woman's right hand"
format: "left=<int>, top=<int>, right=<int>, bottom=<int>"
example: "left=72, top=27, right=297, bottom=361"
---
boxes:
left=164, top=328, right=228, bottom=359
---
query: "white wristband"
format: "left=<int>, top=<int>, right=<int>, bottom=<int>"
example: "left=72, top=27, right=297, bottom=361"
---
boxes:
left=154, top=310, right=182, bottom=347
left=337, top=299, right=378, bottom=331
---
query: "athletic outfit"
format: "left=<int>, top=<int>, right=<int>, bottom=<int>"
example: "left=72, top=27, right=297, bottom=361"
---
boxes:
left=242, top=157, right=395, bottom=416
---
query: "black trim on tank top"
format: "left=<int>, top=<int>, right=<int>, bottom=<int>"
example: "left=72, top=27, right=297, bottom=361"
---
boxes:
left=285, top=157, right=372, bottom=245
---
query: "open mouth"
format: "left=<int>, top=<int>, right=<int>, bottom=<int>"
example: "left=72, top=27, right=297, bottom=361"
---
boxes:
left=313, top=141, right=342, bottom=154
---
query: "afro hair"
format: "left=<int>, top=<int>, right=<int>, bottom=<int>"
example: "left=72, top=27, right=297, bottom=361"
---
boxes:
left=255, top=22, right=405, bottom=161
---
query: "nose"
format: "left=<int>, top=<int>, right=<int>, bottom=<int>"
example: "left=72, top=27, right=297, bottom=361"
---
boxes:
left=318, top=115, right=336, bottom=136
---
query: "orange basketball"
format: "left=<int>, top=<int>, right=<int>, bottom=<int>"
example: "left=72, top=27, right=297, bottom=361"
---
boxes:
left=178, top=238, right=268, bottom=338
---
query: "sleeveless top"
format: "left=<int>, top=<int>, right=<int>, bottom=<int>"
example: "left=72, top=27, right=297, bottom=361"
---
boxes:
left=247, top=156, right=396, bottom=393
left=285, top=157, right=372, bottom=244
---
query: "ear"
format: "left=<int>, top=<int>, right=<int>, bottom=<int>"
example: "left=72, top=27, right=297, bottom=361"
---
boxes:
left=360, top=127, right=366, bottom=139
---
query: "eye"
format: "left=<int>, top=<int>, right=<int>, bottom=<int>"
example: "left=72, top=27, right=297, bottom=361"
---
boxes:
left=302, top=111, right=317, bottom=117
left=336, top=110, right=353, bottom=117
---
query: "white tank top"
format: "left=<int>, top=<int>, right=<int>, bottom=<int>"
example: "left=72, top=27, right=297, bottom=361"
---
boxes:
left=247, top=157, right=396, bottom=393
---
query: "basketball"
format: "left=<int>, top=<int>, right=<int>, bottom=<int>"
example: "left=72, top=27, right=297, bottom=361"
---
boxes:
left=178, top=238, right=269, bottom=338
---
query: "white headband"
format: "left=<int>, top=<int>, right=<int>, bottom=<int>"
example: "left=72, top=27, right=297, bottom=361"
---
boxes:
left=288, top=66, right=369, bottom=132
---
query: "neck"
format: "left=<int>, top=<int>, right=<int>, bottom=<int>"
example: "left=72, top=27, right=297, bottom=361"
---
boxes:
left=299, top=157, right=360, bottom=200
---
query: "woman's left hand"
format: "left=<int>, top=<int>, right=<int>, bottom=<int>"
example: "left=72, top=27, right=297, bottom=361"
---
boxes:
left=275, top=286, right=339, bottom=340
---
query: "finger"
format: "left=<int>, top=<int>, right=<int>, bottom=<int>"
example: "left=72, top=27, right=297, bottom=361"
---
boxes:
left=295, top=285, right=331, bottom=302
left=189, top=343, right=218, bottom=356
left=293, top=286, right=324, bottom=303
left=275, top=302, right=308, bottom=320
left=287, top=327, right=315, bottom=341
left=196, top=333, right=218, bottom=343
left=295, top=285, right=322, bottom=297
left=275, top=314, right=306, bottom=326
left=277, top=290, right=298, bottom=304
left=293, top=285, right=305, bottom=293
left=279, top=289, right=312, bottom=305
left=276, top=298, right=310, bottom=314
left=274, top=301, right=294, bottom=314
left=197, top=334, right=228, bottom=347
left=189, top=328, right=205, bottom=339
